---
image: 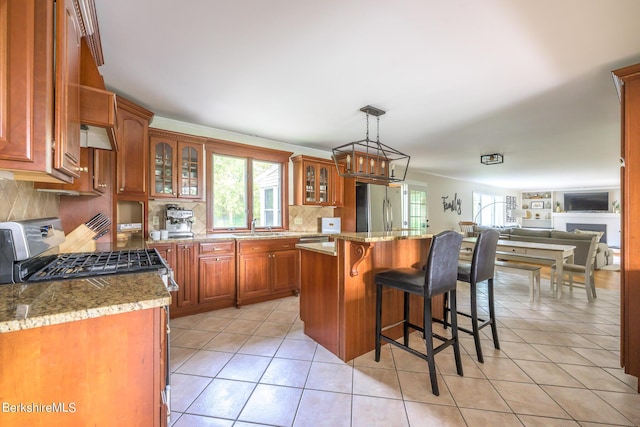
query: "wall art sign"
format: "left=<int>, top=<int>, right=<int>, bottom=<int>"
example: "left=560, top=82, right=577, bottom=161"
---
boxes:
left=441, top=193, right=462, bottom=215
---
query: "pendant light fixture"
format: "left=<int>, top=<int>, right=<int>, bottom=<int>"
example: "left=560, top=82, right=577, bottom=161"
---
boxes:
left=332, top=105, right=410, bottom=183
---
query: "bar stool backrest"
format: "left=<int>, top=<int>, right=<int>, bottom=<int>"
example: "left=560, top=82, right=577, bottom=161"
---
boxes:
left=471, top=229, right=500, bottom=284
left=424, top=230, right=463, bottom=297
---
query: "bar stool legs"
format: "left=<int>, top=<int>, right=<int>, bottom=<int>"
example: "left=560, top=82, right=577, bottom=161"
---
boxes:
left=375, top=284, right=463, bottom=396
left=374, top=229, right=464, bottom=396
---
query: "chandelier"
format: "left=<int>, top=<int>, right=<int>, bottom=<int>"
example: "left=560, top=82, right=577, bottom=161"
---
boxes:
left=332, top=105, right=410, bottom=183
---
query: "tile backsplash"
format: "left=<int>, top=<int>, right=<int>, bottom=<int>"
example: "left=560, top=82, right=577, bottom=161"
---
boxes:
left=0, top=180, right=58, bottom=221
left=147, top=202, right=335, bottom=234
left=288, top=205, right=335, bottom=232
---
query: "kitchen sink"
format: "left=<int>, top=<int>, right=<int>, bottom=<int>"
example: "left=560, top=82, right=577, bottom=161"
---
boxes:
left=232, top=232, right=288, bottom=237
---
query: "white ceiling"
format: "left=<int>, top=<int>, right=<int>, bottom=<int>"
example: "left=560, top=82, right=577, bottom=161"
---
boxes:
left=95, top=0, right=640, bottom=191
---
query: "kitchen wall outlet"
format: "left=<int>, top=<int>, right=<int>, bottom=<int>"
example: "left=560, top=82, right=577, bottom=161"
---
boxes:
left=152, top=216, right=159, bottom=226
left=294, top=217, right=303, bottom=225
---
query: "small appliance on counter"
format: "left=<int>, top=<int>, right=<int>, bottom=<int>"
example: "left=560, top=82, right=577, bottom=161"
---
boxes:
left=319, top=217, right=341, bottom=234
left=165, top=204, right=194, bottom=238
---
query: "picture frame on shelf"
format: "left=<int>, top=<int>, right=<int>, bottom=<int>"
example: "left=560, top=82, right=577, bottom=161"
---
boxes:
left=531, top=201, right=544, bottom=209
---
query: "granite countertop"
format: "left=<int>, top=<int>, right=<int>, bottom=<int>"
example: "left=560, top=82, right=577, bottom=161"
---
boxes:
left=145, top=231, right=325, bottom=245
left=296, top=241, right=337, bottom=256
left=333, top=230, right=434, bottom=243
left=0, top=272, right=171, bottom=333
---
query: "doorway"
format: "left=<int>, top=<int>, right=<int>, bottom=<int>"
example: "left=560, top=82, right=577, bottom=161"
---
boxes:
left=404, top=184, right=429, bottom=231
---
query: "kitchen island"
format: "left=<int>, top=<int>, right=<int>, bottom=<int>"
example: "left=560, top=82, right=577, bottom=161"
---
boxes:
left=0, top=273, right=171, bottom=427
left=297, top=230, right=435, bottom=361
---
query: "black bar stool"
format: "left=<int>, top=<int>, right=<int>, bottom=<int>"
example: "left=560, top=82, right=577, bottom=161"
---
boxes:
left=374, top=230, right=463, bottom=396
left=445, top=229, right=499, bottom=363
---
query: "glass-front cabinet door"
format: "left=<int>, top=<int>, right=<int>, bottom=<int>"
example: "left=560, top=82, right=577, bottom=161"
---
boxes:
left=305, top=163, right=316, bottom=203
left=318, top=165, right=329, bottom=204
left=150, top=136, right=203, bottom=199
left=151, top=139, right=176, bottom=197
left=179, top=142, right=202, bottom=199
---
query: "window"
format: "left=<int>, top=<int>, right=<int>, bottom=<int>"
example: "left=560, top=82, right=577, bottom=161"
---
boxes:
left=253, top=161, right=281, bottom=227
left=472, top=192, right=506, bottom=227
left=206, top=140, right=292, bottom=232
left=211, top=155, right=248, bottom=229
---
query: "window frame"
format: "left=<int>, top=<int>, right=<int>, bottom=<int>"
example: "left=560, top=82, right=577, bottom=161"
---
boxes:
left=472, top=192, right=506, bottom=227
left=205, top=139, right=292, bottom=233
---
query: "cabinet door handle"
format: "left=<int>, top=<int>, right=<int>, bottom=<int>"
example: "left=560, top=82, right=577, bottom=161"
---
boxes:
left=75, top=166, right=89, bottom=173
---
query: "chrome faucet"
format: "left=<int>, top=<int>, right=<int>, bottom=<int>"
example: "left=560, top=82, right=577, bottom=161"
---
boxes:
left=251, top=218, right=257, bottom=235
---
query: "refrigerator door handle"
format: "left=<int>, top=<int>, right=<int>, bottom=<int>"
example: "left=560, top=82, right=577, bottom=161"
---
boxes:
left=382, top=199, right=387, bottom=231
left=388, top=199, right=393, bottom=231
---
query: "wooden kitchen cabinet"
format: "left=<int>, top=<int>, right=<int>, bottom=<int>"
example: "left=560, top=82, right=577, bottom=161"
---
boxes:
left=149, top=129, right=205, bottom=200
left=116, top=95, right=154, bottom=198
left=53, top=0, right=82, bottom=179
left=173, top=242, right=198, bottom=308
left=35, top=147, right=110, bottom=195
left=613, top=63, right=640, bottom=391
left=0, top=308, right=167, bottom=427
left=237, top=238, right=300, bottom=307
left=149, top=242, right=198, bottom=314
left=151, top=241, right=238, bottom=317
left=292, top=155, right=343, bottom=206
left=198, top=241, right=236, bottom=307
left=0, top=0, right=83, bottom=183
left=92, top=148, right=110, bottom=193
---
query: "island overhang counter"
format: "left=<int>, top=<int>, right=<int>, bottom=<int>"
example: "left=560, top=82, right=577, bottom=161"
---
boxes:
left=297, top=231, right=439, bottom=362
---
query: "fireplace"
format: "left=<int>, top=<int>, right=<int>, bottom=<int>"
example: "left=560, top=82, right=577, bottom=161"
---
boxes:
left=566, top=223, right=607, bottom=243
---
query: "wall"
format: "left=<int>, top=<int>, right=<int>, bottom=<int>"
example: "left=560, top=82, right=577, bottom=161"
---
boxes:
left=147, top=116, right=519, bottom=235
left=402, top=171, right=519, bottom=233
left=0, top=180, right=58, bottom=221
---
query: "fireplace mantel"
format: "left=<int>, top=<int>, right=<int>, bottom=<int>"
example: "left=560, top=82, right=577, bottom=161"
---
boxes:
left=552, top=212, right=621, bottom=247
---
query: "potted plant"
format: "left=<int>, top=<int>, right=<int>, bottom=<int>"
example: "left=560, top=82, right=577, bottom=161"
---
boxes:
left=555, top=201, right=561, bottom=212
left=612, top=200, right=620, bottom=213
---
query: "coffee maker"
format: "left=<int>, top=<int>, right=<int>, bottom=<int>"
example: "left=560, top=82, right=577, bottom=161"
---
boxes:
left=165, top=205, right=194, bottom=238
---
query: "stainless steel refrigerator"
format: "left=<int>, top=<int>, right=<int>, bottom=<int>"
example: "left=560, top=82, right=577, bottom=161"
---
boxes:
left=355, top=183, right=404, bottom=232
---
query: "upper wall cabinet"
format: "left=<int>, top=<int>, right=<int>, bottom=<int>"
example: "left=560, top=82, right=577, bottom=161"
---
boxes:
left=149, top=129, right=205, bottom=200
left=292, top=155, right=343, bottom=207
left=0, top=0, right=84, bottom=183
left=115, top=96, right=154, bottom=199
left=34, top=147, right=110, bottom=196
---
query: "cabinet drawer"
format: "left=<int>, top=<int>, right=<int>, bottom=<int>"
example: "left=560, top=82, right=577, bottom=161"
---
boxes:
left=238, top=238, right=299, bottom=254
left=498, top=247, right=527, bottom=255
left=199, top=241, right=235, bottom=255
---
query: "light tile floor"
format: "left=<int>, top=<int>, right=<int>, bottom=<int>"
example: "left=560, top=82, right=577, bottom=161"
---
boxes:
left=168, top=272, right=640, bottom=426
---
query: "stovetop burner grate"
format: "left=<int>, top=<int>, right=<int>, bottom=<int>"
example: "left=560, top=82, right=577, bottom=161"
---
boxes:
left=26, top=249, right=167, bottom=282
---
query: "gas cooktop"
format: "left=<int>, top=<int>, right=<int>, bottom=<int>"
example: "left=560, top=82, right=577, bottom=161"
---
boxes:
left=22, top=249, right=168, bottom=282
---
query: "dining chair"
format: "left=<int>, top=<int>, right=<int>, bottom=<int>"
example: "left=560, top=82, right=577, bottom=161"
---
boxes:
left=550, top=235, right=598, bottom=302
left=458, top=221, right=477, bottom=237
left=374, top=230, right=463, bottom=396
left=445, top=229, right=500, bottom=363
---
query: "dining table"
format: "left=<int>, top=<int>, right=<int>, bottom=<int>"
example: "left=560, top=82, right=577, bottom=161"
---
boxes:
left=462, top=237, right=576, bottom=298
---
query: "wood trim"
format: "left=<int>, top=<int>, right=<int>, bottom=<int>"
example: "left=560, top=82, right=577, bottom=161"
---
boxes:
left=72, top=0, right=104, bottom=66
left=206, top=137, right=293, bottom=162
left=349, top=242, right=373, bottom=277
left=149, top=127, right=207, bottom=145
left=116, top=94, right=154, bottom=120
